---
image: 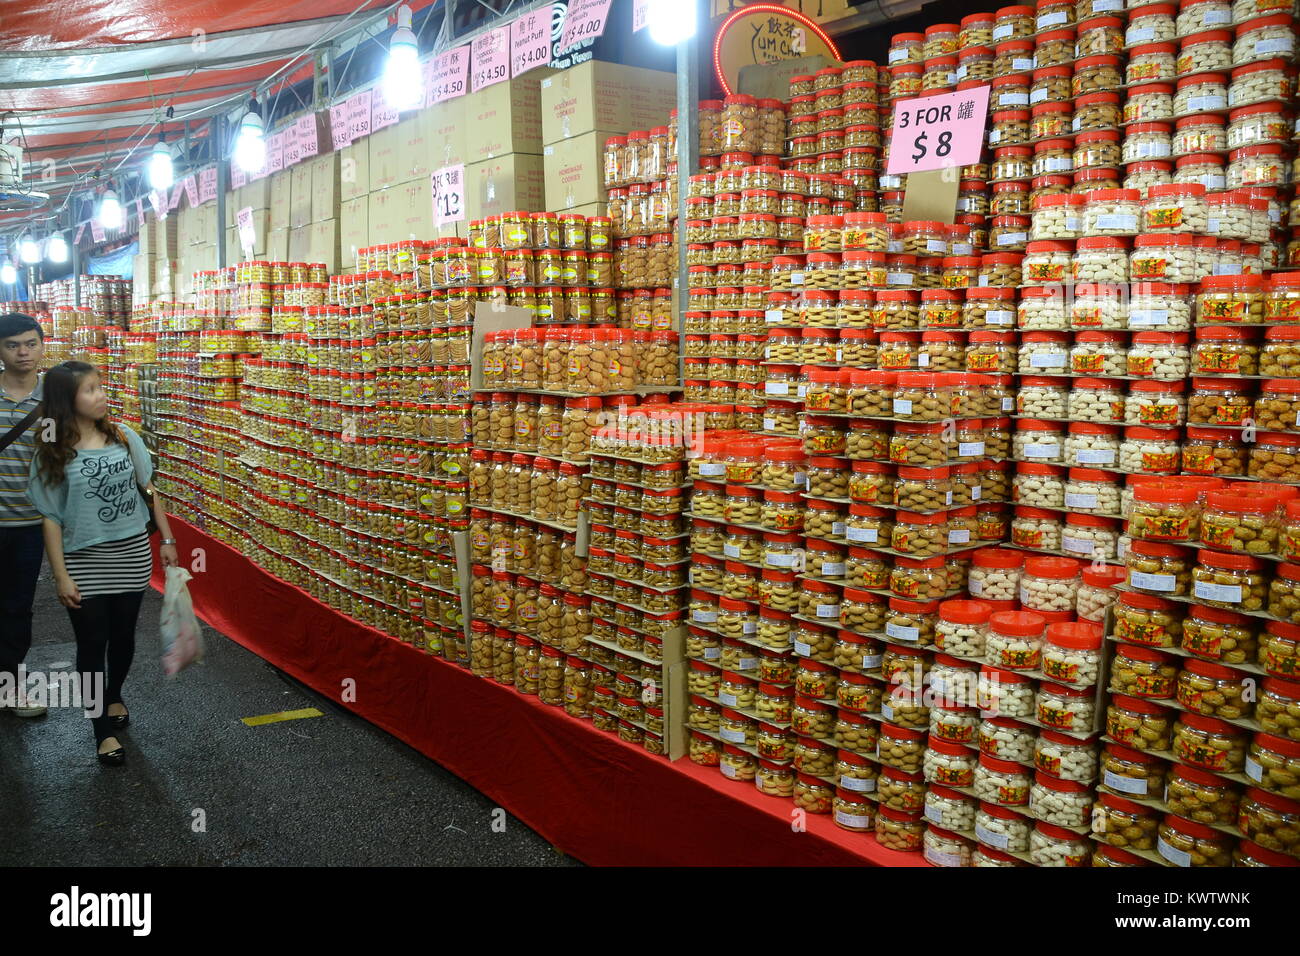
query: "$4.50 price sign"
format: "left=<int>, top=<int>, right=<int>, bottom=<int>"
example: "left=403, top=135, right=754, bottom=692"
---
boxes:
left=432, top=164, right=466, bottom=228
left=885, top=85, right=990, bottom=176
left=428, top=45, right=470, bottom=104
left=471, top=26, right=510, bottom=92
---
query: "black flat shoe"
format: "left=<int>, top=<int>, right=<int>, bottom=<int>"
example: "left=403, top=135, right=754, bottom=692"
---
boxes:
left=108, top=712, right=129, bottom=729
left=96, top=746, right=125, bottom=767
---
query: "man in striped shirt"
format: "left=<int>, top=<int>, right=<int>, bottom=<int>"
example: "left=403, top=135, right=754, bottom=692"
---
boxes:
left=0, top=313, right=48, bottom=717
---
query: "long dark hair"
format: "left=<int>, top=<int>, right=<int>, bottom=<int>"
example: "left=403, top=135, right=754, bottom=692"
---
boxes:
left=34, top=361, right=121, bottom=486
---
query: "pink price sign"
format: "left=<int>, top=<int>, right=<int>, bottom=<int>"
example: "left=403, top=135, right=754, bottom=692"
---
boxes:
left=510, top=9, right=551, bottom=77
left=297, top=115, right=320, bottom=160
left=182, top=175, right=199, bottom=208
left=346, top=90, right=373, bottom=142
left=372, top=98, right=400, bottom=131
left=230, top=162, right=247, bottom=189
left=266, top=132, right=285, bottom=175
left=633, top=0, right=649, bottom=31
left=558, top=0, right=612, bottom=53
left=90, top=220, right=105, bottom=243
left=885, top=86, right=991, bottom=176
left=330, top=104, right=351, bottom=150
left=471, top=26, right=510, bottom=92
left=236, top=206, right=256, bottom=256
left=428, top=45, right=470, bottom=104
left=199, top=167, right=217, bottom=203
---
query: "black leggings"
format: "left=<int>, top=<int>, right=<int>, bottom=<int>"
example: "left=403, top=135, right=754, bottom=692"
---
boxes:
left=67, top=590, right=143, bottom=744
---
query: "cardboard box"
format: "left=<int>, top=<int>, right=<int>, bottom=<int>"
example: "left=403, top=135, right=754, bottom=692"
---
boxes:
left=393, top=179, right=436, bottom=239
left=308, top=218, right=340, bottom=273
left=425, top=99, right=468, bottom=170
left=466, top=154, right=545, bottom=220
left=288, top=224, right=312, bottom=261
left=266, top=227, right=290, bottom=262
left=269, top=171, right=292, bottom=230
left=397, top=114, right=434, bottom=184
left=289, top=163, right=314, bottom=229
left=237, top=178, right=271, bottom=212
left=310, top=153, right=341, bottom=223
left=339, top=142, right=370, bottom=202
left=368, top=123, right=404, bottom=191
left=539, top=60, right=677, bottom=145
left=340, top=197, right=368, bottom=267
left=464, top=77, right=545, bottom=162
left=543, top=131, right=615, bottom=210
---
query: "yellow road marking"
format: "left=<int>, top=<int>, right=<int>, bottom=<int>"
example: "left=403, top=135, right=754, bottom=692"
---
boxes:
left=242, top=707, right=324, bottom=727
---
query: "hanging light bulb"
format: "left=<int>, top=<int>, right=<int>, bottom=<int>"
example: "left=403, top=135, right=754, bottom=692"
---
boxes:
left=98, top=187, right=124, bottom=230
left=647, top=0, right=698, bottom=46
left=46, top=232, right=69, bottom=263
left=384, top=5, right=422, bottom=110
left=0, top=262, right=16, bottom=285
left=18, top=233, right=40, bottom=264
left=148, top=134, right=174, bottom=191
left=234, top=97, right=266, bottom=173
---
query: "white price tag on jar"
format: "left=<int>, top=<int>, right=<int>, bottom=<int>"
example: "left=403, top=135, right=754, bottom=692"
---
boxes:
left=975, top=822, right=1010, bottom=849
left=1158, top=835, right=1192, bottom=868
left=1095, top=213, right=1138, bottom=231
left=1129, top=571, right=1175, bottom=592
left=886, top=622, right=920, bottom=641
left=1063, top=535, right=1095, bottom=556
left=893, top=398, right=914, bottom=415
left=949, top=529, right=971, bottom=544
left=959, top=441, right=985, bottom=457
left=1023, top=442, right=1061, bottom=458
left=1030, top=352, right=1068, bottom=368
left=986, top=310, right=1014, bottom=325
left=1194, top=580, right=1242, bottom=604
left=1246, top=755, right=1264, bottom=782
left=794, top=640, right=813, bottom=656
left=1102, top=769, right=1149, bottom=795
left=1128, top=309, right=1168, bottom=326
left=1076, top=448, right=1115, bottom=464
left=1065, top=492, right=1099, bottom=509
left=842, top=775, right=876, bottom=792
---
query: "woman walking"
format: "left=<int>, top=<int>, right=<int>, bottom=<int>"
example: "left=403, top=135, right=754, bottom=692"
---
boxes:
left=28, top=361, right=177, bottom=765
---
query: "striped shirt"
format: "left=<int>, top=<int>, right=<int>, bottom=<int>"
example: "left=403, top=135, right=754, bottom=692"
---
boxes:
left=63, top=532, right=152, bottom=597
left=0, top=375, right=42, bottom=527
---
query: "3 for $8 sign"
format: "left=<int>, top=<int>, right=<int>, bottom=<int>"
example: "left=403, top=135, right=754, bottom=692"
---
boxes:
left=886, top=86, right=990, bottom=176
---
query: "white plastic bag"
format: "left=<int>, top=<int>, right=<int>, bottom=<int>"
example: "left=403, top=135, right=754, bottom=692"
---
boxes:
left=160, top=566, right=204, bottom=676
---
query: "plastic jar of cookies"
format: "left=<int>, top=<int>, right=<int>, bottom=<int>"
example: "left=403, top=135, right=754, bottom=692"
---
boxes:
left=1192, top=548, right=1268, bottom=610
left=1171, top=712, right=1248, bottom=773
left=1099, top=741, right=1169, bottom=801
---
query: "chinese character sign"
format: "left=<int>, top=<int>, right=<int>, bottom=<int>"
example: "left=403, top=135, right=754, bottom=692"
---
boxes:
left=886, top=86, right=991, bottom=175
left=510, top=9, right=551, bottom=76
left=472, top=27, right=510, bottom=92
left=558, top=0, right=612, bottom=53
left=432, top=164, right=466, bottom=227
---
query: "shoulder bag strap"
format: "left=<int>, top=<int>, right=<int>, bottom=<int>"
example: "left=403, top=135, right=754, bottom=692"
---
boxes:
left=0, top=405, right=41, bottom=453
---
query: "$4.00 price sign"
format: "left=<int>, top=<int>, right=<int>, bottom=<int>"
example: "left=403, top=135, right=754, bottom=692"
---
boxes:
left=885, top=86, right=990, bottom=176
left=432, top=164, right=466, bottom=228
left=558, top=0, right=612, bottom=53
left=471, top=26, right=510, bottom=92
left=510, top=9, right=551, bottom=76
